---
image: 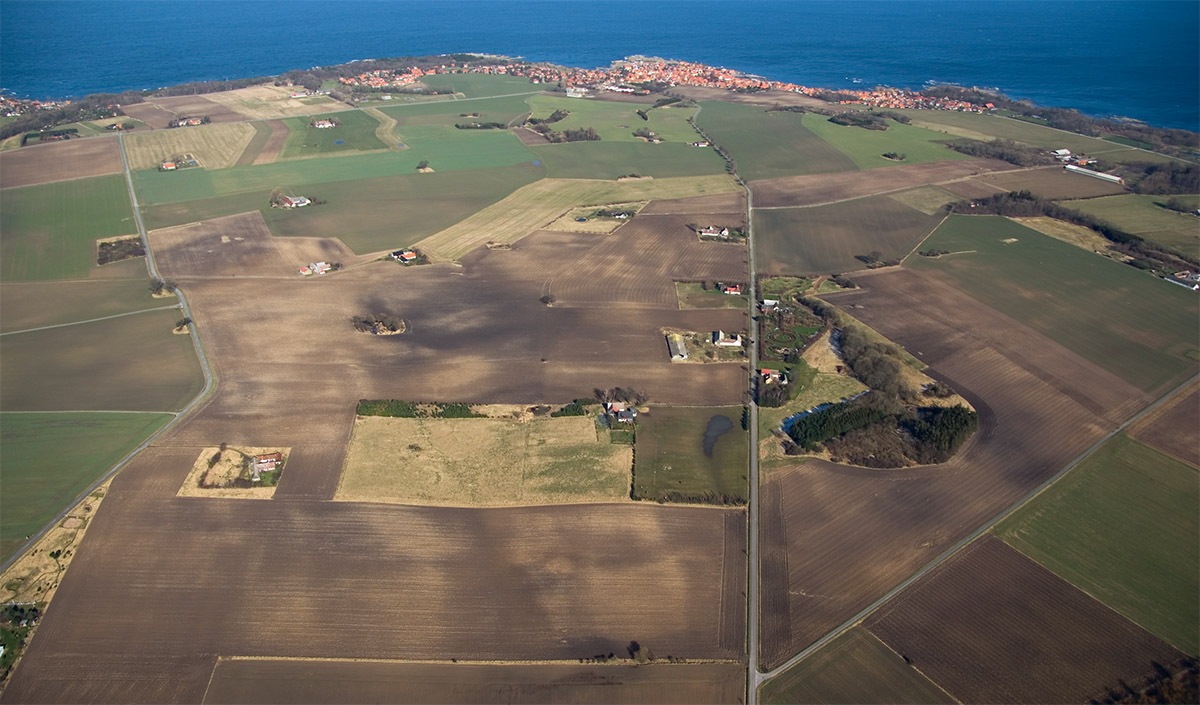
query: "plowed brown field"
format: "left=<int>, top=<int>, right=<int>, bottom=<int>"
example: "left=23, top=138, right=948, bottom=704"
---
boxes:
left=639, top=192, right=746, bottom=215
left=0, top=137, right=124, bottom=188
left=1129, top=382, right=1200, bottom=467
left=759, top=267, right=1152, bottom=669
left=865, top=536, right=1185, bottom=704
left=149, top=211, right=360, bottom=280
left=750, top=159, right=1014, bottom=208
left=203, top=660, right=747, bottom=704
left=6, top=493, right=744, bottom=702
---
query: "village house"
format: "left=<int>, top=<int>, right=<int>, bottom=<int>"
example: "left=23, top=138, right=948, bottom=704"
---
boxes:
left=759, top=368, right=786, bottom=384
left=604, top=402, right=638, bottom=423
left=720, top=283, right=742, bottom=295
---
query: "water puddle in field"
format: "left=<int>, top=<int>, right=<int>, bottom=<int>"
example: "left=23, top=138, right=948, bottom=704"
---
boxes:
left=702, top=415, right=734, bottom=457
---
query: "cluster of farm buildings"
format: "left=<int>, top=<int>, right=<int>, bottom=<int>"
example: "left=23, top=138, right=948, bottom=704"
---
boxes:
left=335, top=57, right=993, bottom=112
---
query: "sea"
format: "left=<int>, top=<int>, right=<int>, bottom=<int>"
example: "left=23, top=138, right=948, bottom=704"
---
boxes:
left=1, top=0, right=1197, bottom=130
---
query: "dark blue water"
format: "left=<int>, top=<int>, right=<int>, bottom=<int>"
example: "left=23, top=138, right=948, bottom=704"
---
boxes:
left=2, top=1, right=1197, bottom=129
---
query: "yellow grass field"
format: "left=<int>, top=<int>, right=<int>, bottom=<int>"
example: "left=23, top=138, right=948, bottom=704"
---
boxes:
left=123, top=122, right=258, bottom=170
left=201, top=84, right=351, bottom=120
left=1009, top=216, right=1116, bottom=254
left=545, top=201, right=648, bottom=233
left=888, top=185, right=958, bottom=215
left=337, top=415, right=633, bottom=506
left=415, top=174, right=740, bottom=260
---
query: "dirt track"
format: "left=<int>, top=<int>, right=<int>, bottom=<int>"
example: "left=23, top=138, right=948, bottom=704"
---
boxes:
left=749, top=158, right=1016, bottom=208
left=759, top=266, right=1153, bottom=669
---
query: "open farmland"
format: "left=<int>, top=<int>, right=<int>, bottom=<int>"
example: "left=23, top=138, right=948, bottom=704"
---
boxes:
left=865, top=536, right=1186, bottom=704
left=263, top=162, right=544, bottom=253
left=633, top=406, right=749, bottom=503
left=246, top=120, right=289, bottom=165
left=415, top=174, right=739, bottom=260
left=1064, top=193, right=1200, bottom=254
left=0, top=280, right=168, bottom=333
left=749, top=158, right=1013, bottom=208
left=800, top=112, right=969, bottom=170
left=278, top=110, right=390, bottom=158
left=378, top=93, right=533, bottom=127
left=5, top=495, right=746, bottom=701
left=896, top=109, right=1141, bottom=155
left=120, top=94, right=245, bottom=128
left=754, top=196, right=945, bottom=275
left=337, top=414, right=632, bottom=506
left=0, top=174, right=136, bottom=282
left=759, top=627, right=955, bottom=705
left=994, top=433, right=1199, bottom=654
left=0, top=307, right=204, bottom=412
left=531, top=141, right=728, bottom=180
left=754, top=200, right=941, bottom=275
left=908, top=215, right=1199, bottom=394
left=695, top=101, right=856, bottom=180
left=976, top=165, right=1129, bottom=199
left=200, top=84, right=350, bottom=119
left=1128, top=383, right=1200, bottom=466
left=546, top=212, right=749, bottom=308
left=0, top=137, right=124, bottom=188
left=527, top=94, right=702, bottom=143
left=0, top=412, right=172, bottom=561
left=149, top=211, right=359, bottom=279
left=133, top=131, right=538, bottom=205
left=886, top=185, right=959, bottom=215
left=204, top=659, right=746, bottom=704
left=122, top=122, right=258, bottom=170
left=760, top=266, right=1155, bottom=668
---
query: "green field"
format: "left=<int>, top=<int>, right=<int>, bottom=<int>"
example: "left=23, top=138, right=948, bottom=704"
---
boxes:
left=234, top=120, right=273, bottom=166
left=263, top=163, right=545, bottom=253
left=995, top=433, right=1199, bottom=655
left=759, top=627, right=956, bottom=704
left=527, top=95, right=701, bottom=143
left=531, top=141, right=726, bottom=180
left=0, top=174, right=136, bottom=282
left=801, top=113, right=971, bottom=170
left=0, top=412, right=172, bottom=561
left=1063, top=194, right=1200, bottom=255
left=632, top=405, right=748, bottom=503
left=416, top=72, right=539, bottom=98
left=694, top=101, right=857, bottom=181
left=898, top=110, right=1129, bottom=153
left=758, top=372, right=868, bottom=444
left=0, top=280, right=168, bottom=333
left=141, top=189, right=271, bottom=231
left=134, top=129, right=538, bottom=205
left=675, top=282, right=749, bottom=309
left=755, top=196, right=945, bottom=275
left=377, top=94, right=533, bottom=127
left=908, top=215, right=1199, bottom=393
left=1, top=308, right=204, bottom=412
left=278, top=110, right=389, bottom=158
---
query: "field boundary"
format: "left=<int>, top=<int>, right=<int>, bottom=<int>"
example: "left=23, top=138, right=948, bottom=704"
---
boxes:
left=361, top=107, right=406, bottom=151
left=0, top=304, right=182, bottom=337
left=756, top=370, right=1199, bottom=685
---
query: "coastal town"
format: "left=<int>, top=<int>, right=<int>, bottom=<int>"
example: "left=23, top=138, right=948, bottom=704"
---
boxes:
left=335, top=56, right=990, bottom=112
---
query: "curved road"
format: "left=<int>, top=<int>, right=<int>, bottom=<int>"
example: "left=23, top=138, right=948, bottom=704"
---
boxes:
left=0, top=134, right=216, bottom=574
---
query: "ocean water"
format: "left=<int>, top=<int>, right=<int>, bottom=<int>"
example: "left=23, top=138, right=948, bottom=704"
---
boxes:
left=1, top=0, right=1197, bottom=130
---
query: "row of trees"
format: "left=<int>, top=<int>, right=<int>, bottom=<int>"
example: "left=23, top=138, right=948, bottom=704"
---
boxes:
left=947, top=138, right=1054, bottom=166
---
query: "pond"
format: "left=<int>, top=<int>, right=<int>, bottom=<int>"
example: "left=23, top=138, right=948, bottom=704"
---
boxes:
left=702, top=414, right=734, bottom=458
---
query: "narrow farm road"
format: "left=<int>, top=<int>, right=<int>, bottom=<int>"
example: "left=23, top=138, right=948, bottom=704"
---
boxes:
left=0, top=304, right=181, bottom=337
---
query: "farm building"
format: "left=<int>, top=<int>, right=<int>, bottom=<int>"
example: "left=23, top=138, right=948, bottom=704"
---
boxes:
left=299, top=261, right=332, bottom=276
left=713, top=331, right=743, bottom=347
left=720, top=284, right=742, bottom=295
left=698, top=226, right=730, bottom=237
left=1051, top=148, right=1071, bottom=159
left=312, top=119, right=337, bottom=129
left=605, top=402, right=638, bottom=423
left=666, top=333, right=689, bottom=361
left=760, top=368, right=785, bottom=384
left=760, top=299, right=779, bottom=312
left=253, top=452, right=282, bottom=472
left=1064, top=164, right=1124, bottom=184
left=391, top=250, right=417, bottom=263
left=280, top=196, right=311, bottom=208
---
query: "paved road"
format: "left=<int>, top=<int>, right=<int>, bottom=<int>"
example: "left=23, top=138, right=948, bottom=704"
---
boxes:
left=0, top=136, right=216, bottom=574
left=744, top=179, right=763, bottom=704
